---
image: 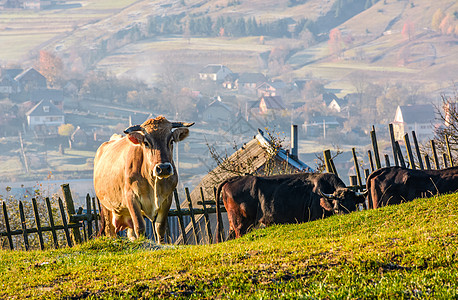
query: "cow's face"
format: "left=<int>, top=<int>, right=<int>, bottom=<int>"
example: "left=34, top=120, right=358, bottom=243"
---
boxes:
left=124, top=116, right=193, bottom=179
left=319, top=188, right=365, bottom=214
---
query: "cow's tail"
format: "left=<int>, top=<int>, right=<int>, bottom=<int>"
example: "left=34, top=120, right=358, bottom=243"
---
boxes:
left=215, top=176, right=239, bottom=243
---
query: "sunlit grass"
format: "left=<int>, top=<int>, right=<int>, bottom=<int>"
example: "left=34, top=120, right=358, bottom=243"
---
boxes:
left=1, top=193, right=457, bottom=299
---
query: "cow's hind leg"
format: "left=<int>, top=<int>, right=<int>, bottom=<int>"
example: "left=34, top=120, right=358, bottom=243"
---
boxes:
left=99, top=204, right=116, bottom=237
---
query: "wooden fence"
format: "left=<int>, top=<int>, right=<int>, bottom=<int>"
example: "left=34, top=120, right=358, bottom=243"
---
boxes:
left=0, top=184, right=226, bottom=251
left=1, top=123, right=454, bottom=250
left=322, top=124, right=454, bottom=209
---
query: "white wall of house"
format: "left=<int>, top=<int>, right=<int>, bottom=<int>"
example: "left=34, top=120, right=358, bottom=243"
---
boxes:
left=27, top=115, right=65, bottom=128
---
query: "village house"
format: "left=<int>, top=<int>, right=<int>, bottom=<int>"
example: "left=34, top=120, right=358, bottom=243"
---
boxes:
left=0, top=68, right=22, bottom=94
left=236, top=72, right=267, bottom=94
left=256, top=80, right=287, bottom=97
left=392, top=104, right=437, bottom=141
left=258, top=95, right=286, bottom=114
left=30, top=88, right=64, bottom=110
left=14, top=67, right=47, bottom=92
left=201, top=99, right=233, bottom=126
left=25, top=99, right=65, bottom=132
left=198, top=64, right=232, bottom=82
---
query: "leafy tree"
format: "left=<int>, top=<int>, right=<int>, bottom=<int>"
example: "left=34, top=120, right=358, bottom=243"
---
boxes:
left=328, top=28, right=343, bottom=58
left=58, top=124, right=75, bottom=137
left=431, top=8, right=445, bottom=30
left=402, top=20, right=415, bottom=41
left=439, top=14, right=453, bottom=35
left=37, top=50, right=63, bottom=87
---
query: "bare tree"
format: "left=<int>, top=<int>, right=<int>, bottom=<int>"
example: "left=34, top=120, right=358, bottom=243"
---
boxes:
left=433, top=93, right=458, bottom=165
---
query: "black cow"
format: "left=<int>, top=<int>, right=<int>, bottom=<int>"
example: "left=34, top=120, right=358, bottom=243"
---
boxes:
left=366, top=166, right=458, bottom=209
left=216, top=172, right=366, bottom=241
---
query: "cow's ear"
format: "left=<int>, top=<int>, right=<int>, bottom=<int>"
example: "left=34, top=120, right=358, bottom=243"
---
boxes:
left=172, top=128, right=190, bottom=142
left=320, top=198, right=334, bottom=212
left=127, top=132, right=144, bottom=145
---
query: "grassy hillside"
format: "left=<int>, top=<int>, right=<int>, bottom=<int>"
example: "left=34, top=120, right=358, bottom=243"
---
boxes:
left=1, top=192, right=457, bottom=299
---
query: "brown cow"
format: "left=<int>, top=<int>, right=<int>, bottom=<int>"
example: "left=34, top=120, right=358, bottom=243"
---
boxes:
left=94, top=116, right=193, bottom=243
left=216, top=173, right=366, bottom=241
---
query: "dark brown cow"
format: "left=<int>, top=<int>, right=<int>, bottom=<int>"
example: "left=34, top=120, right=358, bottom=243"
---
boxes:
left=216, top=172, right=365, bottom=241
left=94, top=116, right=193, bottom=243
left=366, top=166, right=458, bottom=209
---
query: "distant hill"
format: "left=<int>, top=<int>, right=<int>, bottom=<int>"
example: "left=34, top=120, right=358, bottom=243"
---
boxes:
left=1, top=0, right=456, bottom=96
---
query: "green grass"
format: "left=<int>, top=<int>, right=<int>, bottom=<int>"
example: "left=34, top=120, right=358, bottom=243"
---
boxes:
left=1, top=192, right=457, bottom=299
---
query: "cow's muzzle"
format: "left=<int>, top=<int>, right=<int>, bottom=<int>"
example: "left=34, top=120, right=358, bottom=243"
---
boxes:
left=154, top=163, right=174, bottom=179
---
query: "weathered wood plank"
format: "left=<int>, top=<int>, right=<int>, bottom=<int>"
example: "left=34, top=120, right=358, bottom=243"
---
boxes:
left=2, top=202, right=14, bottom=250
left=32, top=198, right=44, bottom=250
left=411, top=131, right=424, bottom=170
left=351, top=148, right=363, bottom=187
left=18, top=201, right=29, bottom=250
left=61, top=183, right=82, bottom=244
left=185, top=187, right=199, bottom=244
left=403, top=133, right=416, bottom=170
left=58, top=198, right=73, bottom=247
left=45, top=198, right=59, bottom=249
left=200, top=187, right=213, bottom=244
left=173, top=190, right=186, bottom=245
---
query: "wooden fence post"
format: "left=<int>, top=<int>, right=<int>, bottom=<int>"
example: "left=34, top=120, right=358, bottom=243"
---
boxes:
left=18, top=201, right=29, bottom=251
left=185, top=187, right=199, bottom=244
left=173, top=190, right=187, bottom=245
left=411, top=131, right=424, bottom=170
left=58, top=198, right=73, bottom=247
left=92, top=197, right=99, bottom=235
left=424, top=154, right=432, bottom=170
left=329, top=158, right=338, bottom=177
left=2, top=202, right=14, bottom=250
left=367, top=150, right=375, bottom=172
left=200, top=187, right=213, bottom=244
left=214, top=187, right=225, bottom=243
left=445, top=135, right=454, bottom=167
left=323, top=150, right=333, bottom=174
left=45, top=198, right=59, bottom=249
left=403, top=133, right=416, bottom=170
left=351, top=148, right=363, bottom=187
left=395, top=141, right=406, bottom=168
left=389, top=123, right=399, bottom=166
left=32, top=198, right=44, bottom=250
left=442, top=153, right=449, bottom=168
left=85, top=194, right=93, bottom=239
left=364, top=169, right=370, bottom=182
left=349, top=176, right=358, bottom=186
left=430, top=140, right=440, bottom=169
left=371, top=126, right=381, bottom=169
left=61, top=184, right=82, bottom=244
left=384, top=154, right=390, bottom=167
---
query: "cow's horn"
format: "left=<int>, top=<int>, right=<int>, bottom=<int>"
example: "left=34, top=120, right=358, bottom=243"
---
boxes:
left=123, top=124, right=143, bottom=134
left=171, top=122, right=195, bottom=128
left=318, top=189, right=334, bottom=199
left=355, top=190, right=368, bottom=197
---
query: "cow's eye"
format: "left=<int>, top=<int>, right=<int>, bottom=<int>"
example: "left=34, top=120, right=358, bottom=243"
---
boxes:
left=143, top=140, right=150, bottom=148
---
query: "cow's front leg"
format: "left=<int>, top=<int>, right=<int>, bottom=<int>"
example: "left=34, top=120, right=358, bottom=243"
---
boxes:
left=154, top=196, right=173, bottom=244
left=125, top=190, right=145, bottom=239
